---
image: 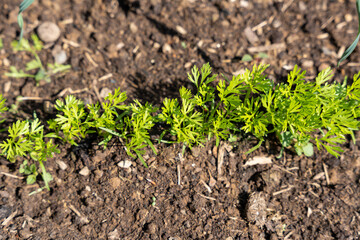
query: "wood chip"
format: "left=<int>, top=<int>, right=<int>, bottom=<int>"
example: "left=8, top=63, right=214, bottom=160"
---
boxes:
left=56, top=160, right=68, bottom=170
left=68, top=204, right=89, bottom=224
left=98, top=73, right=113, bottom=82
left=217, top=143, right=226, bottom=177
left=272, top=186, right=293, bottom=196
left=176, top=25, right=187, bottom=35
left=244, top=27, right=259, bottom=44
left=0, top=171, right=24, bottom=179
left=307, top=207, right=313, bottom=218
left=251, top=21, right=267, bottom=32
left=79, top=166, right=90, bottom=176
left=244, top=156, right=272, bottom=167
left=177, top=164, right=181, bottom=185
left=248, top=43, right=286, bottom=53
left=62, top=38, right=80, bottom=47
left=200, top=180, right=212, bottom=193
left=85, top=52, right=99, bottom=68
left=317, top=33, right=329, bottom=39
left=323, top=163, right=330, bottom=185
left=2, top=210, right=17, bottom=226
left=281, top=0, right=294, bottom=12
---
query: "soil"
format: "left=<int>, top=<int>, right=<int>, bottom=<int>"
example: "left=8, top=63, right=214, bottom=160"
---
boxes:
left=0, top=0, right=360, bottom=239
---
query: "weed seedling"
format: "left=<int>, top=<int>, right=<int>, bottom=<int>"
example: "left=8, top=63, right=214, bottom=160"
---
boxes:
left=5, top=34, right=70, bottom=85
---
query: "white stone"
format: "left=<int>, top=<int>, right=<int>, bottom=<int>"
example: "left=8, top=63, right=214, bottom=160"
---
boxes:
left=118, top=160, right=132, bottom=169
left=79, top=166, right=90, bottom=176
left=37, top=22, right=61, bottom=42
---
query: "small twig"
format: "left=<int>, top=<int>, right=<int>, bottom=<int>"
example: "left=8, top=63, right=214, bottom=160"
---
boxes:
left=273, top=186, right=293, bottom=196
left=273, top=165, right=296, bottom=176
left=177, top=164, right=181, bottom=185
left=196, top=192, right=216, bottom=201
left=248, top=43, right=286, bottom=53
left=251, top=21, right=267, bottom=32
left=68, top=204, right=89, bottom=224
left=56, top=87, right=90, bottom=97
left=2, top=210, right=18, bottom=226
left=323, top=163, right=330, bottom=185
left=0, top=171, right=24, bottom=179
left=17, top=96, right=51, bottom=101
left=200, top=180, right=212, bottom=193
left=98, top=73, right=113, bottom=82
left=62, top=38, right=80, bottom=47
left=281, top=0, right=294, bottom=12
left=85, top=52, right=98, bottom=68
left=284, top=230, right=294, bottom=240
left=217, top=143, right=225, bottom=177
left=92, top=79, right=103, bottom=103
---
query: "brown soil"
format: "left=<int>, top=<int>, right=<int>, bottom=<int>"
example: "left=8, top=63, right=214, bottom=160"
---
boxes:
left=1, top=0, right=360, bottom=239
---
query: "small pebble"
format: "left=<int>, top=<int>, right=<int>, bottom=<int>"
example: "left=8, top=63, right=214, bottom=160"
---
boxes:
left=318, top=63, right=330, bottom=71
left=99, top=87, right=112, bottom=99
left=56, top=160, right=68, bottom=170
left=345, top=14, right=353, bottom=22
left=302, top=59, right=314, bottom=69
left=79, top=166, right=90, bottom=176
left=153, top=42, right=161, bottom=49
left=184, top=62, right=192, bottom=68
left=176, top=25, right=187, bottom=35
left=4, top=81, right=11, bottom=93
left=162, top=43, right=172, bottom=54
left=130, top=22, right=138, bottom=33
left=146, top=222, right=158, bottom=234
left=51, top=45, right=67, bottom=64
left=116, top=42, right=125, bottom=50
left=118, top=160, right=132, bottom=169
left=108, top=229, right=120, bottom=240
left=109, top=177, right=121, bottom=189
left=3, top=58, right=10, bottom=67
left=37, top=22, right=61, bottom=43
left=298, top=1, right=307, bottom=11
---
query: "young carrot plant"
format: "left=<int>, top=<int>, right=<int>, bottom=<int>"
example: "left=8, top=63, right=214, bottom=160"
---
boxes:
left=48, top=95, right=94, bottom=145
left=101, top=99, right=158, bottom=167
left=87, top=87, right=128, bottom=147
left=0, top=117, right=59, bottom=190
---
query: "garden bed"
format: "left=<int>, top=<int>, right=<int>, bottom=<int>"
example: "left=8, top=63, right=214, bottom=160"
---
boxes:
left=0, top=0, right=360, bottom=239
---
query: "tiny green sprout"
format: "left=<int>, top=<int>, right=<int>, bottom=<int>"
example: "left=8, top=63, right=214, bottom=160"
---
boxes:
left=241, top=54, right=253, bottom=62
left=6, top=34, right=71, bottom=85
left=0, top=38, right=3, bottom=50
left=338, top=0, right=360, bottom=66
left=17, top=0, right=34, bottom=42
left=151, top=196, right=156, bottom=206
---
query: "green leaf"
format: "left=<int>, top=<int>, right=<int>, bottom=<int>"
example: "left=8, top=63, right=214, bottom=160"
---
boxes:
left=47, top=63, right=71, bottom=74
left=242, top=54, right=253, bottom=62
left=338, top=0, right=360, bottom=66
left=99, top=127, right=124, bottom=138
left=42, top=172, right=53, bottom=190
left=257, top=52, right=268, bottom=59
left=31, top=34, right=43, bottom=51
left=25, top=59, right=42, bottom=71
left=18, top=0, right=34, bottom=41
left=26, top=174, right=36, bottom=185
left=302, top=142, right=314, bottom=157
left=5, top=66, right=35, bottom=78
left=35, top=69, right=47, bottom=81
